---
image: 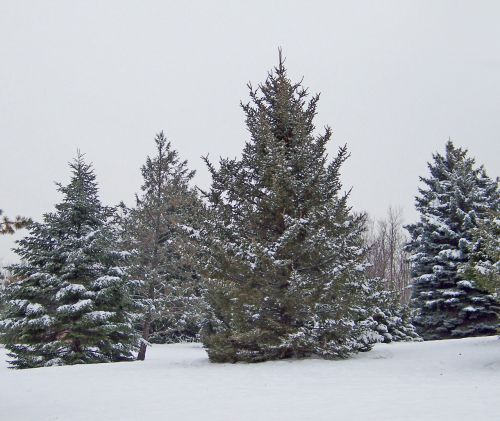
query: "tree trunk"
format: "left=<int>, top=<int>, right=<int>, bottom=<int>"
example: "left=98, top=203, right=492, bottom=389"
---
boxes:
left=136, top=316, right=152, bottom=361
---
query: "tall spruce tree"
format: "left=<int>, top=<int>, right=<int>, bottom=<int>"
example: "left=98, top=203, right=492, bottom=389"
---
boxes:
left=406, top=141, right=500, bottom=340
left=0, top=154, right=137, bottom=368
left=200, top=52, right=378, bottom=363
left=120, top=133, right=204, bottom=360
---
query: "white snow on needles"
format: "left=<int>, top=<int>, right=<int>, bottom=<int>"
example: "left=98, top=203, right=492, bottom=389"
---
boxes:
left=1, top=336, right=499, bottom=421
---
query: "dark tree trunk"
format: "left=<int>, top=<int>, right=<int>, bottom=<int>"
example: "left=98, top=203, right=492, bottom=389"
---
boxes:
left=136, top=316, right=152, bottom=361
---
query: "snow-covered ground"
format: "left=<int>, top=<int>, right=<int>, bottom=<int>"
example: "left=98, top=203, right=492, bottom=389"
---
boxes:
left=0, top=336, right=499, bottom=421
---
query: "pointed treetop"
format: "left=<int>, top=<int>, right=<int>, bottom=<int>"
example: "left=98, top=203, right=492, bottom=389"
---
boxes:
left=277, top=47, right=285, bottom=75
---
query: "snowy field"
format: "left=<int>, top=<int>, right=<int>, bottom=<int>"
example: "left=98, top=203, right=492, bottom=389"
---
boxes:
left=1, top=337, right=499, bottom=421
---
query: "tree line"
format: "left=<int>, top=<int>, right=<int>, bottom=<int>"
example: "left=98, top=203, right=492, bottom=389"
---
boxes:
left=0, top=53, right=498, bottom=368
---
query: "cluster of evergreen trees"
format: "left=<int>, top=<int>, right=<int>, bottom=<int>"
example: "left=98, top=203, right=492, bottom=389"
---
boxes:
left=0, top=54, right=498, bottom=368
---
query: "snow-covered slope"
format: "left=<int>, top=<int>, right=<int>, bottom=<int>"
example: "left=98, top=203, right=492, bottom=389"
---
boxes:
left=1, top=336, right=499, bottom=421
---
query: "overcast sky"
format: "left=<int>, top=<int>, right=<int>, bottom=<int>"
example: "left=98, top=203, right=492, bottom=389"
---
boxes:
left=1, top=0, right=499, bottom=264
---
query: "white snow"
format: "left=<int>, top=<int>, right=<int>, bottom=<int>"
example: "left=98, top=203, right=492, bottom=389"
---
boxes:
left=55, top=283, right=88, bottom=300
left=83, top=310, right=114, bottom=321
left=25, top=303, right=44, bottom=315
left=0, top=336, right=499, bottom=421
left=438, top=249, right=462, bottom=259
left=457, top=280, right=474, bottom=289
left=57, top=299, right=93, bottom=313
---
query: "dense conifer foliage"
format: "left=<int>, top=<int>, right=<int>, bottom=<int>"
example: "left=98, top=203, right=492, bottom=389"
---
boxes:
left=366, top=278, right=420, bottom=343
left=200, top=54, right=380, bottom=362
left=0, top=154, right=137, bottom=368
left=406, top=141, right=500, bottom=340
left=459, top=210, right=500, bottom=299
left=119, top=133, right=204, bottom=360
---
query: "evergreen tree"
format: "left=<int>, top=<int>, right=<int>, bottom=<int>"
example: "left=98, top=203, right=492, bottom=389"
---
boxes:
left=200, top=52, right=378, bottom=363
left=120, top=133, right=204, bottom=360
left=406, top=141, right=500, bottom=340
left=459, top=210, right=500, bottom=299
left=366, top=277, right=421, bottom=343
left=0, top=154, right=137, bottom=368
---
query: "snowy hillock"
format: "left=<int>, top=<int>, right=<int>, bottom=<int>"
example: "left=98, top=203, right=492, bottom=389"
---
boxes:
left=0, top=336, right=499, bottom=421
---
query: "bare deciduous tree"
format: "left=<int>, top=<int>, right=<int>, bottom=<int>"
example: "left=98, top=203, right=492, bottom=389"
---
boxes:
left=365, top=207, right=411, bottom=303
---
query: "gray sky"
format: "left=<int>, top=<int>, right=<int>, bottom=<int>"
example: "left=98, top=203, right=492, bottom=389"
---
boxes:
left=1, top=0, right=499, bottom=264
